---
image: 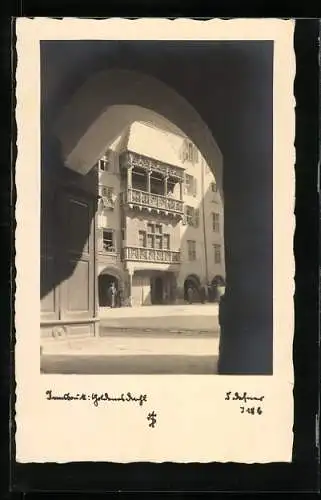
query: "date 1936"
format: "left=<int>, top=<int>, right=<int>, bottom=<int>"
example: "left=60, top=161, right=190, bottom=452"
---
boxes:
left=225, top=391, right=264, bottom=416
left=240, top=406, right=263, bottom=415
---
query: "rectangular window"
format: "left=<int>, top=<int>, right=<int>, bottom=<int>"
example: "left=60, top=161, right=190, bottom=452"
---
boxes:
left=186, top=206, right=200, bottom=228
left=187, top=240, right=196, bottom=261
left=213, top=244, right=221, bottom=264
left=147, top=234, right=154, bottom=249
left=140, top=224, right=169, bottom=249
left=211, top=181, right=217, bottom=193
left=186, top=205, right=194, bottom=226
left=181, top=140, right=199, bottom=164
left=102, top=230, right=114, bottom=252
left=185, top=174, right=195, bottom=196
left=155, top=235, right=162, bottom=249
left=98, top=150, right=111, bottom=171
left=212, top=213, right=220, bottom=232
left=139, top=230, right=146, bottom=247
left=163, top=234, right=170, bottom=250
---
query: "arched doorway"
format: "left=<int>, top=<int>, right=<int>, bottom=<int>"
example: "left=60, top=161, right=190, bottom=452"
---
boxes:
left=98, top=273, right=119, bottom=307
left=184, top=274, right=201, bottom=303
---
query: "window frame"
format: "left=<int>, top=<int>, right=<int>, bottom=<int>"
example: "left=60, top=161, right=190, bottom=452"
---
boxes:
left=163, top=233, right=170, bottom=250
left=187, top=239, right=197, bottom=261
left=102, top=229, right=115, bottom=252
left=212, top=212, right=220, bottom=232
left=211, top=181, right=218, bottom=193
left=138, top=230, right=147, bottom=248
left=139, top=224, right=170, bottom=250
left=186, top=205, right=200, bottom=228
left=213, top=243, right=221, bottom=264
left=98, top=150, right=112, bottom=172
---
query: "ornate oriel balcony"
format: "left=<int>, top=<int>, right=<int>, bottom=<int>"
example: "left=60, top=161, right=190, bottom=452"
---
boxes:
left=120, top=150, right=185, bottom=217
left=123, top=246, right=181, bottom=264
left=120, top=151, right=185, bottom=181
left=122, top=188, right=184, bottom=216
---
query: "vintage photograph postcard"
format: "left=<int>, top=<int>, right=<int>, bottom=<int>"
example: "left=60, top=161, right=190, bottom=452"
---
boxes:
left=15, top=18, right=295, bottom=463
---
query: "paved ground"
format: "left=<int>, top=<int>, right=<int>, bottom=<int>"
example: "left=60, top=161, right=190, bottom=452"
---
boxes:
left=99, top=303, right=219, bottom=332
left=41, top=330, right=219, bottom=374
left=41, top=304, right=220, bottom=375
left=41, top=354, right=218, bottom=374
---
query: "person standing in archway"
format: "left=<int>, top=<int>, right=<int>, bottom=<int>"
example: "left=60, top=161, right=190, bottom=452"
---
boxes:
left=108, top=282, right=117, bottom=308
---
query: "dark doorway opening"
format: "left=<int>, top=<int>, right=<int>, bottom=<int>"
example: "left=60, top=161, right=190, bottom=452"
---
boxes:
left=98, top=274, right=119, bottom=307
left=151, top=276, right=164, bottom=304
left=184, top=275, right=200, bottom=303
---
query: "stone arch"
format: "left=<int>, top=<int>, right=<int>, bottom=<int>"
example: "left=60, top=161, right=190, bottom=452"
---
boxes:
left=98, top=266, right=124, bottom=308
left=184, top=274, right=201, bottom=302
left=53, top=69, right=223, bottom=195
left=98, top=264, right=125, bottom=282
left=211, top=274, right=225, bottom=286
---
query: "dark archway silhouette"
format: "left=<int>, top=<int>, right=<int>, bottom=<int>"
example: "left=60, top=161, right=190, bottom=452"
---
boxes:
left=41, top=40, right=273, bottom=374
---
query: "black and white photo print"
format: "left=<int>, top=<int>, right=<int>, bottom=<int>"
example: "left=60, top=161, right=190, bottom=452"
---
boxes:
left=15, top=18, right=295, bottom=464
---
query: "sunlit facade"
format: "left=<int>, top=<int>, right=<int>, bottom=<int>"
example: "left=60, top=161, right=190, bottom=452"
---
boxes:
left=97, top=121, right=225, bottom=307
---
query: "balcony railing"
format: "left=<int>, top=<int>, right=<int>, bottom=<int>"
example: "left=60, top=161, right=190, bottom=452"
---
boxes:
left=122, top=188, right=184, bottom=215
left=123, top=246, right=181, bottom=264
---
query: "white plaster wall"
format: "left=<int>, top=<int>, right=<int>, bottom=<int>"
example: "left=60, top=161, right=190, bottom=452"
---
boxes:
left=127, top=121, right=187, bottom=169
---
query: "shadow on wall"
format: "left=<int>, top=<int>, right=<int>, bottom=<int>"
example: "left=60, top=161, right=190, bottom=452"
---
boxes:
left=177, top=178, right=225, bottom=304
left=40, top=134, right=99, bottom=303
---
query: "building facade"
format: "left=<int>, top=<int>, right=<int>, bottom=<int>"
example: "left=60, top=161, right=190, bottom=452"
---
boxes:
left=97, top=121, right=225, bottom=307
